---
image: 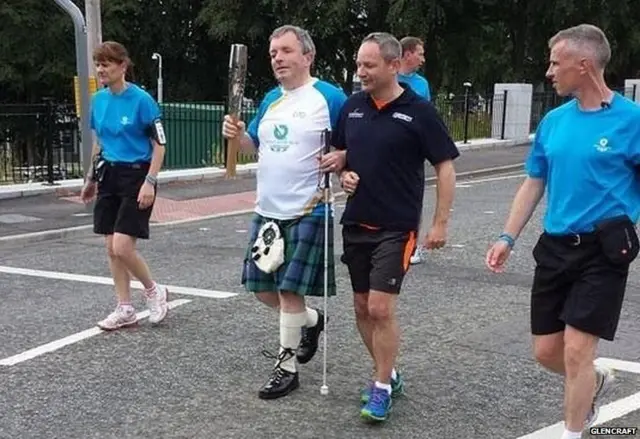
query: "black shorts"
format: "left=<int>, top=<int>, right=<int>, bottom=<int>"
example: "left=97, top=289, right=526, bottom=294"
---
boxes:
left=531, top=231, right=632, bottom=341
left=341, top=225, right=417, bottom=294
left=94, top=163, right=155, bottom=239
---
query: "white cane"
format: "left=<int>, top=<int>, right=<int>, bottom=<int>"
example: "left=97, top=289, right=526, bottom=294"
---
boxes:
left=320, top=128, right=331, bottom=396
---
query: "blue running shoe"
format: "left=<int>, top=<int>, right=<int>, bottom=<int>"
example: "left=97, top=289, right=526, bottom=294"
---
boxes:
left=360, top=372, right=404, bottom=405
left=360, top=386, right=392, bottom=422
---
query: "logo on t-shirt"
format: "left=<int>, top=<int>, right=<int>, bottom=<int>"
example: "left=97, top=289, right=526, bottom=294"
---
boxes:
left=270, top=124, right=292, bottom=152
left=594, top=137, right=610, bottom=152
left=274, top=124, right=288, bottom=140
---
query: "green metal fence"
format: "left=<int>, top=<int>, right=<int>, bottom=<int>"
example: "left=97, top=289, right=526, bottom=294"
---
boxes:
left=158, top=95, right=500, bottom=171
left=4, top=86, right=636, bottom=183
left=160, top=102, right=258, bottom=170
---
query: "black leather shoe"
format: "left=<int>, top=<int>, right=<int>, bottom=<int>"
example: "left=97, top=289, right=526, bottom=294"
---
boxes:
left=258, top=348, right=300, bottom=400
left=297, top=309, right=327, bottom=364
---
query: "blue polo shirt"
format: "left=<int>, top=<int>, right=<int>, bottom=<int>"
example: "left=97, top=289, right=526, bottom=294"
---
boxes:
left=397, top=72, right=431, bottom=100
left=90, top=83, right=161, bottom=163
left=526, top=93, right=640, bottom=235
left=333, top=85, right=459, bottom=231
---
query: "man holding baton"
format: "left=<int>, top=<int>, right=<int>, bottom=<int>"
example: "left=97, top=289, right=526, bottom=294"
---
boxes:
left=222, top=24, right=347, bottom=400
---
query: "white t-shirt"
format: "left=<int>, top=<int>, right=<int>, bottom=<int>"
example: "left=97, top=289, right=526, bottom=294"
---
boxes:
left=246, top=78, right=347, bottom=220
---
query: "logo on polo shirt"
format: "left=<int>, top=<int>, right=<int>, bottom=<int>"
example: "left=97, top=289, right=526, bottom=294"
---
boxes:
left=348, top=109, right=364, bottom=118
left=392, top=112, right=413, bottom=122
left=292, top=111, right=306, bottom=119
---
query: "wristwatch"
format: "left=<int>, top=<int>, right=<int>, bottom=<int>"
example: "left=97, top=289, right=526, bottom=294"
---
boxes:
left=145, top=174, right=157, bottom=186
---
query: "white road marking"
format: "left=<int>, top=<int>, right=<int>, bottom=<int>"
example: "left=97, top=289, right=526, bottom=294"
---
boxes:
left=484, top=211, right=495, bottom=214
left=0, top=299, right=191, bottom=366
left=456, top=184, right=473, bottom=188
left=595, top=357, right=640, bottom=375
left=450, top=244, right=466, bottom=248
left=517, top=357, right=640, bottom=438
left=0, top=266, right=238, bottom=299
left=463, top=173, right=526, bottom=184
left=516, top=392, right=640, bottom=438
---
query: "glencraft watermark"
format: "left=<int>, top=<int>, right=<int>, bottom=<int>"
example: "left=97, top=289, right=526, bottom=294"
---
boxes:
left=590, top=427, right=638, bottom=436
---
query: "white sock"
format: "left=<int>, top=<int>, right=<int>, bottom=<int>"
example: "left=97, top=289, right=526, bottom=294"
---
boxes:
left=118, top=302, right=134, bottom=314
left=279, top=311, right=307, bottom=373
left=560, top=429, right=582, bottom=439
left=374, top=381, right=392, bottom=395
left=305, top=307, right=318, bottom=327
left=144, top=282, right=158, bottom=297
left=391, top=368, right=398, bottom=381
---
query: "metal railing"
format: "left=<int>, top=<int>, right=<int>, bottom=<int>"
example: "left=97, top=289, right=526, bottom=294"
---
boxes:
left=529, top=85, right=638, bottom=132
left=433, top=93, right=497, bottom=142
left=3, top=84, right=637, bottom=185
left=0, top=101, right=82, bottom=185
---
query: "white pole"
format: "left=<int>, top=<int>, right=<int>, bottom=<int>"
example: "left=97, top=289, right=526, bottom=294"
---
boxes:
left=152, top=53, right=163, bottom=103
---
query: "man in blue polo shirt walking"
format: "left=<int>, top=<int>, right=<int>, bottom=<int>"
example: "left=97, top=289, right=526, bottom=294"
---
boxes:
left=396, top=36, right=433, bottom=266
left=397, top=36, right=431, bottom=101
left=331, top=32, right=459, bottom=423
left=486, top=24, right=640, bottom=439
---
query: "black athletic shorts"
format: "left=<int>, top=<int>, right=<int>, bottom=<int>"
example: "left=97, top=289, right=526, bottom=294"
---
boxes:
left=93, top=162, right=155, bottom=239
left=341, top=224, right=417, bottom=294
left=531, top=227, right=635, bottom=341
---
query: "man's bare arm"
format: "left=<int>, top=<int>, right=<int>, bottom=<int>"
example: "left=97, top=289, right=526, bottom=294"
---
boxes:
left=432, top=159, right=456, bottom=226
left=501, top=177, right=546, bottom=239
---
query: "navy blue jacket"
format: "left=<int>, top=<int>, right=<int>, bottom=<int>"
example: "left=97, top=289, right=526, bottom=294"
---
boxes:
left=332, top=85, right=459, bottom=231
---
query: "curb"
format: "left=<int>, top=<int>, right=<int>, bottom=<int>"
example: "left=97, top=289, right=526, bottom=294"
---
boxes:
left=0, top=164, right=260, bottom=200
left=0, top=163, right=524, bottom=245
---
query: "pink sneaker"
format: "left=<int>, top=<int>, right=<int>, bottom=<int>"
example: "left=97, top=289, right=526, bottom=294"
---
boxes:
left=97, top=306, right=138, bottom=331
left=145, top=285, right=169, bottom=324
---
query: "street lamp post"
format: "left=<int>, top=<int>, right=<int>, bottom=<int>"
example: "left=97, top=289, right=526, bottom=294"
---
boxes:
left=463, top=81, right=472, bottom=144
left=151, top=52, right=163, bottom=103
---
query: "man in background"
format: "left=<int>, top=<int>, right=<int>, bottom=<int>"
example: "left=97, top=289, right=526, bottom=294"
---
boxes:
left=398, top=36, right=431, bottom=101
left=398, top=36, right=433, bottom=265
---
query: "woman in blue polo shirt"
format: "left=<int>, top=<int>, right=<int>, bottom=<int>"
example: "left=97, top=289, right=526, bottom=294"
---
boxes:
left=80, top=41, right=169, bottom=331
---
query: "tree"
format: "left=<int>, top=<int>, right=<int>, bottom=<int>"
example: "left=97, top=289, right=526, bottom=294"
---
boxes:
left=0, top=0, right=75, bottom=102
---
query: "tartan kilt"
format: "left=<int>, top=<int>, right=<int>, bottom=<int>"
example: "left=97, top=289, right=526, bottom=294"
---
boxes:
left=241, top=211, right=337, bottom=297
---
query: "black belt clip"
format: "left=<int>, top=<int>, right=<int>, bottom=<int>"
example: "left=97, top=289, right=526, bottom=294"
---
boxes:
left=93, top=155, right=106, bottom=183
left=565, top=231, right=599, bottom=247
left=569, top=233, right=582, bottom=247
